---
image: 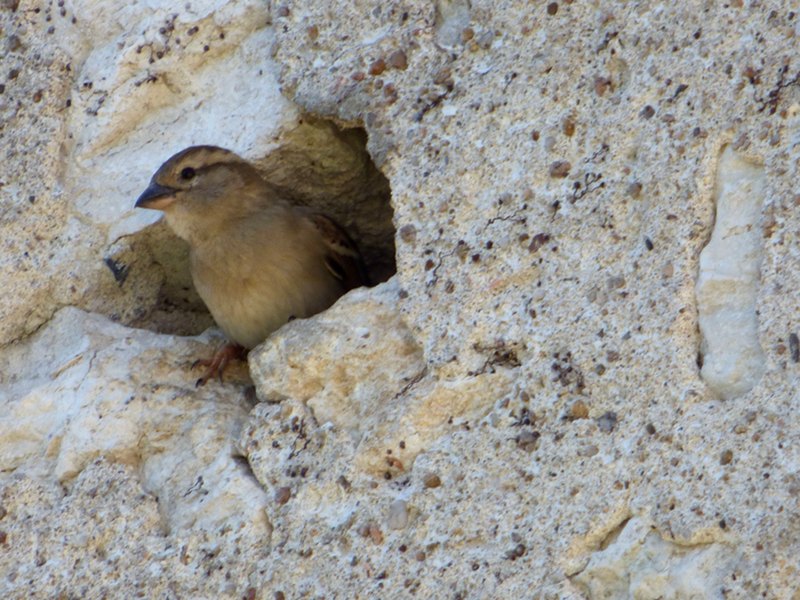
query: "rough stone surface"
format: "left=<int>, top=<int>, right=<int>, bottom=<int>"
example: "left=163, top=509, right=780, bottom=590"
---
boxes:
left=2, top=0, right=800, bottom=598
left=571, top=516, right=739, bottom=599
left=0, top=308, right=268, bottom=535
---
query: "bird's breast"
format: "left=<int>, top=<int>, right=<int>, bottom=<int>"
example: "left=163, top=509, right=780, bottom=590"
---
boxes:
left=189, top=221, right=344, bottom=349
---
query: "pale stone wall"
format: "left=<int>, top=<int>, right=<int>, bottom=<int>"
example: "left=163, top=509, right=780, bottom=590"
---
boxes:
left=2, top=0, right=799, bottom=598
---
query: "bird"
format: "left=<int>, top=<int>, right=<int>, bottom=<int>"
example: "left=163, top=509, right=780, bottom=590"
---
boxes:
left=135, top=145, right=369, bottom=385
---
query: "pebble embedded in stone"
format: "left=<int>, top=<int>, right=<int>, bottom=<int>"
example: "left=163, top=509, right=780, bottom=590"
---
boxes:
left=596, top=411, right=618, bottom=433
left=387, top=499, right=409, bottom=530
left=387, top=50, right=408, bottom=70
left=549, top=160, right=571, bottom=178
left=422, top=473, right=441, bottom=488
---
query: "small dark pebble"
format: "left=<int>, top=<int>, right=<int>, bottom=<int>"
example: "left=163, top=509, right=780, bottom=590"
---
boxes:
left=505, top=543, right=527, bottom=560
left=423, top=473, right=441, bottom=488
left=570, top=400, right=589, bottom=420
left=596, top=411, right=618, bottom=433
left=562, top=116, right=575, bottom=136
left=549, top=160, right=571, bottom=178
left=672, top=83, right=688, bottom=99
left=528, top=232, right=551, bottom=253
left=789, top=332, right=799, bottom=363
left=369, top=58, right=386, bottom=76
left=387, top=49, right=408, bottom=70
left=594, top=76, right=612, bottom=96
left=274, top=486, right=291, bottom=505
left=516, top=429, right=540, bottom=452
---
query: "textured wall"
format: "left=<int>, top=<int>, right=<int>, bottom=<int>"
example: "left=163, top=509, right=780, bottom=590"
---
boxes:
left=2, top=0, right=800, bottom=598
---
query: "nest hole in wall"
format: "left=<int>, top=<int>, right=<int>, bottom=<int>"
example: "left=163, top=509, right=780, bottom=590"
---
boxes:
left=128, top=115, right=396, bottom=337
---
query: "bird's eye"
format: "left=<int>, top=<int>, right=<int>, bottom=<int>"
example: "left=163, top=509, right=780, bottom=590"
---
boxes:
left=180, top=167, right=196, bottom=180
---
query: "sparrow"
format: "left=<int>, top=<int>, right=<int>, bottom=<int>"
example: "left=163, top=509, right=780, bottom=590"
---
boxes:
left=135, top=145, right=369, bottom=385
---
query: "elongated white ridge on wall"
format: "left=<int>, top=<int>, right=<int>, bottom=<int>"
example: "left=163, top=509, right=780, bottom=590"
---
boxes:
left=696, top=146, right=766, bottom=400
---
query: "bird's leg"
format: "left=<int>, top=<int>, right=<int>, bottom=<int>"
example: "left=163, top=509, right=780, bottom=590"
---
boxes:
left=192, top=343, right=247, bottom=387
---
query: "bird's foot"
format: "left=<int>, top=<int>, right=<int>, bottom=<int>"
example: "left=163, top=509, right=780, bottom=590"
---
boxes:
left=193, top=343, right=247, bottom=387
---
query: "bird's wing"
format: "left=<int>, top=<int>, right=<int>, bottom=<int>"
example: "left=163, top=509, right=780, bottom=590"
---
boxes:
left=306, top=212, right=370, bottom=291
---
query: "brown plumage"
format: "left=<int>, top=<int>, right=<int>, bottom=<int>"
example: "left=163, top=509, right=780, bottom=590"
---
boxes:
left=135, top=145, right=368, bottom=384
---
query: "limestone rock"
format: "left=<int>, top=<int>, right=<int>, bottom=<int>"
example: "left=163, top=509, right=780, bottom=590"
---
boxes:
left=249, top=280, right=513, bottom=476
left=0, top=307, right=268, bottom=536
left=569, top=516, right=739, bottom=598
left=696, top=146, right=767, bottom=400
left=249, top=280, right=426, bottom=439
left=2, top=0, right=800, bottom=597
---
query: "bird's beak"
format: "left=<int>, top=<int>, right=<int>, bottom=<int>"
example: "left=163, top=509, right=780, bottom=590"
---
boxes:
left=135, top=182, right=178, bottom=210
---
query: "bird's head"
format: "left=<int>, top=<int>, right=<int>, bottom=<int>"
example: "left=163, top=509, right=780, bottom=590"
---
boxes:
left=135, top=145, right=268, bottom=242
left=135, top=145, right=262, bottom=210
